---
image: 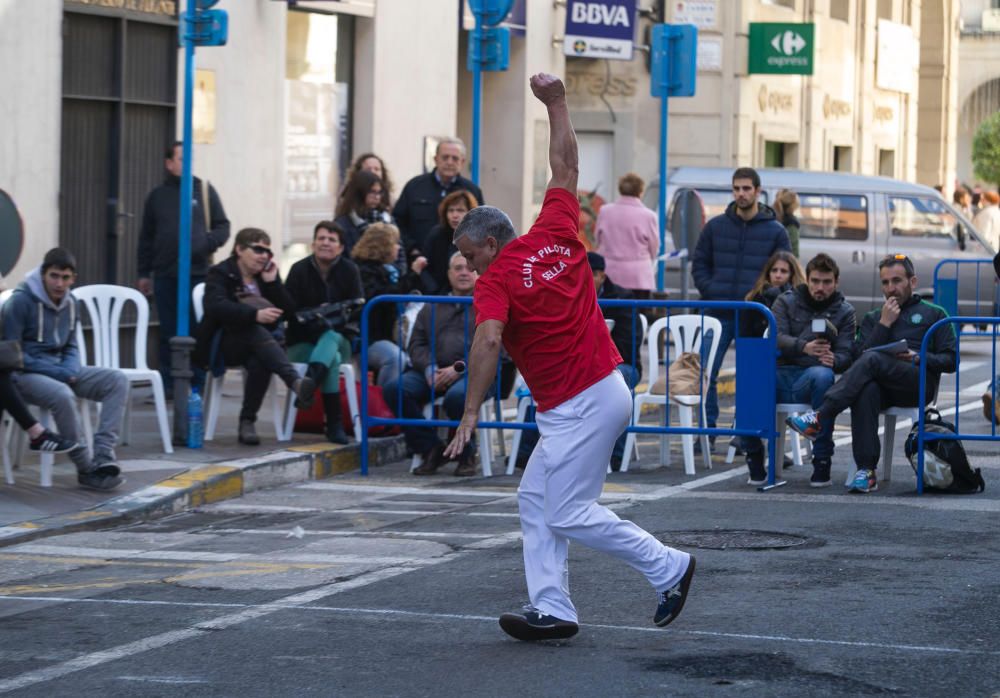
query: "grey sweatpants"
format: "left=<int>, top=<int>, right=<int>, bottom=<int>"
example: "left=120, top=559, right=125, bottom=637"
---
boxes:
left=15, top=367, right=129, bottom=469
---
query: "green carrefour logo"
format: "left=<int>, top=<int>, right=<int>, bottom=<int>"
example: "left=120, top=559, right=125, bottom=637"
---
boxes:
left=748, top=23, right=814, bottom=75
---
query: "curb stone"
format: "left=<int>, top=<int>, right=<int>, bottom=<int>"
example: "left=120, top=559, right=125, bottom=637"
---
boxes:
left=0, top=436, right=407, bottom=549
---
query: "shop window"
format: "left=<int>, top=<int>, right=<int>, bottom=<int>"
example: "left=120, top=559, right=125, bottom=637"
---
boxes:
left=764, top=140, right=798, bottom=168
left=888, top=196, right=955, bottom=238
left=833, top=145, right=852, bottom=172
left=830, top=0, right=850, bottom=22
left=878, top=148, right=895, bottom=177
left=798, top=194, right=868, bottom=241
left=877, top=0, right=892, bottom=20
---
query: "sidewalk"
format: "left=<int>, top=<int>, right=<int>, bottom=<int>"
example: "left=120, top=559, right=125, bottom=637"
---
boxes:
left=0, top=379, right=406, bottom=547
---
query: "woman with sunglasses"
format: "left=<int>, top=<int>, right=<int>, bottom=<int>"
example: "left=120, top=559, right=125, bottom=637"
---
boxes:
left=195, top=228, right=316, bottom=445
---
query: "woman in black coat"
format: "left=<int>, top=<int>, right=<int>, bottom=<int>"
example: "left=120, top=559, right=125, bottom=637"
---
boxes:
left=422, top=189, right=479, bottom=294
left=195, top=228, right=315, bottom=445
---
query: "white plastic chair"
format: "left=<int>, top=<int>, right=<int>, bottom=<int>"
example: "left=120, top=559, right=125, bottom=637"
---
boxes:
left=621, top=315, right=721, bottom=475
left=842, top=406, right=919, bottom=485
left=276, top=362, right=360, bottom=442
left=72, top=285, right=173, bottom=455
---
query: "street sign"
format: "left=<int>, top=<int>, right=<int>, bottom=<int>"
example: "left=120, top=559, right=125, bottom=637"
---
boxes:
left=184, top=8, right=228, bottom=46
left=467, top=26, right=510, bottom=72
left=468, top=0, right=514, bottom=27
left=748, top=23, right=814, bottom=75
left=563, top=0, right=637, bottom=61
left=650, top=24, right=697, bottom=98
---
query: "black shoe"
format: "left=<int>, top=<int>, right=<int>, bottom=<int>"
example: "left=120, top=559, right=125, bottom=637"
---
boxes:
left=745, top=452, right=767, bottom=486
left=514, top=453, right=530, bottom=470
left=499, top=608, right=579, bottom=642
left=609, top=455, right=623, bottom=472
left=654, top=556, right=696, bottom=627
left=238, top=419, right=260, bottom=446
left=810, top=458, right=832, bottom=488
left=292, top=376, right=317, bottom=410
left=77, top=464, right=124, bottom=492
left=413, top=444, right=446, bottom=475
left=307, top=362, right=329, bottom=391
left=322, top=393, right=350, bottom=445
left=28, top=430, right=77, bottom=454
left=454, top=450, right=477, bottom=476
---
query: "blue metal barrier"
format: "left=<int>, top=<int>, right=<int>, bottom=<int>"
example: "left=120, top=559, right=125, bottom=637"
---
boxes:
left=933, top=259, right=998, bottom=335
left=359, top=296, right=779, bottom=485
left=916, top=316, right=999, bottom=494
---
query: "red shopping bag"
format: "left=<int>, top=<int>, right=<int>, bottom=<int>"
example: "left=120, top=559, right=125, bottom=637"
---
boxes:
left=293, top=376, right=400, bottom=437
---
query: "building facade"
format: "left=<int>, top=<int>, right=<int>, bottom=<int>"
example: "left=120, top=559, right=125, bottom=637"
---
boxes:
left=957, top=0, right=1000, bottom=188
left=0, top=0, right=963, bottom=288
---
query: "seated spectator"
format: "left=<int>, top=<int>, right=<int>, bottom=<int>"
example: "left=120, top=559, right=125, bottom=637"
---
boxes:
left=392, top=137, right=484, bottom=258
left=743, top=253, right=855, bottom=487
left=0, top=369, right=77, bottom=455
left=2, top=248, right=128, bottom=490
left=513, top=252, right=643, bottom=471
left=334, top=170, right=395, bottom=257
left=383, top=253, right=486, bottom=476
left=352, top=223, right=428, bottom=388
left=345, top=152, right=394, bottom=208
left=195, top=228, right=316, bottom=446
left=423, top=190, right=478, bottom=294
left=741, top=250, right=805, bottom=338
left=788, top=254, right=956, bottom=493
left=594, top=173, right=658, bottom=299
left=285, top=221, right=364, bottom=444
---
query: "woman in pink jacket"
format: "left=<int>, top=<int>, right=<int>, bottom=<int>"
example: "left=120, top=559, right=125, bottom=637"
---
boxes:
left=595, top=173, right=661, bottom=298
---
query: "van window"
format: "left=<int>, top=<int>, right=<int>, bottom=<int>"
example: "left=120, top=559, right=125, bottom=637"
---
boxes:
left=888, top=196, right=955, bottom=238
left=797, top=193, right=868, bottom=240
left=691, top=189, right=769, bottom=220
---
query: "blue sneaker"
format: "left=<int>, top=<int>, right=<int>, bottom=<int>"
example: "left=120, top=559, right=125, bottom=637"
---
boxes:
left=499, top=606, right=579, bottom=641
left=785, top=411, right=821, bottom=441
left=654, top=556, right=696, bottom=627
left=847, top=468, right=878, bottom=493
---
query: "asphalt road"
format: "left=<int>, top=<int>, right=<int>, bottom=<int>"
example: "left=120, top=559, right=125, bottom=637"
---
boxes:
left=1, top=340, right=999, bottom=697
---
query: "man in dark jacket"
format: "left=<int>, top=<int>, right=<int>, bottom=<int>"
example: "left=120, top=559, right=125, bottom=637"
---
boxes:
left=744, top=253, right=855, bottom=487
left=382, top=252, right=483, bottom=476
left=138, top=141, right=230, bottom=397
left=392, top=138, right=484, bottom=256
left=691, top=167, right=791, bottom=436
left=285, top=221, right=364, bottom=444
left=788, top=254, right=956, bottom=493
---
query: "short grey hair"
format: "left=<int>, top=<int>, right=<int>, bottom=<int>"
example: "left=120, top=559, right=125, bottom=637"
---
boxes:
left=453, top=206, right=516, bottom=246
left=436, top=137, right=467, bottom=158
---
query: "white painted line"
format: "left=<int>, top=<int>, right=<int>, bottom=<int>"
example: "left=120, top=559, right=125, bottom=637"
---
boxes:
left=674, top=489, right=1000, bottom=512
left=295, top=482, right=513, bottom=498
left=0, top=595, right=995, bottom=658
left=0, top=565, right=422, bottom=694
left=206, top=504, right=322, bottom=514
left=206, top=528, right=499, bottom=540
left=115, top=676, right=208, bottom=685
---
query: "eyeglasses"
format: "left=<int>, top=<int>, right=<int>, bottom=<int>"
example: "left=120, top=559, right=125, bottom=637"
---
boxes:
left=249, top=245, right=273, bottom=258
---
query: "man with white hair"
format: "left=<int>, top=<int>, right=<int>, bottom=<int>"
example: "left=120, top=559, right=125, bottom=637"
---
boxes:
left=444, top=73, right=695, bottom=643
left=392, top=137, right=485, bottom=257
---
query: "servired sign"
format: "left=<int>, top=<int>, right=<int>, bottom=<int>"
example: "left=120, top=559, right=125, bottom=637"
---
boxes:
left=564, top=0, right=637, bottom=61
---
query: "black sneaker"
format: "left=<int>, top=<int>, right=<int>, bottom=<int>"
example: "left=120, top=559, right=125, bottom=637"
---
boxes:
left=654, top=556, right=696, bottom=627
left=745, top=452, right=767, bottom=486
left=810, top=458, right=832, bottom=488
left=499, top=608, right=579, bottom=642
left=77, top=464, right=124, bottom=492
left=28, top=430, right=77, bottom=454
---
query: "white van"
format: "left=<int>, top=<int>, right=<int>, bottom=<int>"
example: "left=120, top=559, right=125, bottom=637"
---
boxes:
left=649, top=167, right=994, bottom=315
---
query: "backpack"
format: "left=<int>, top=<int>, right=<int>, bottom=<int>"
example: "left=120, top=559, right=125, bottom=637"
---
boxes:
left=903, top=409, right=985, bottom=494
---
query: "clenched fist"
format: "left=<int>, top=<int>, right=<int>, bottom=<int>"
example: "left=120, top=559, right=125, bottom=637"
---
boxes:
left=529, top=73, right=565, bottom=106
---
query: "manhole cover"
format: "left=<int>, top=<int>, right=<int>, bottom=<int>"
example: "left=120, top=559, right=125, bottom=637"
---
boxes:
left=658, top=529, right=813, bottom=550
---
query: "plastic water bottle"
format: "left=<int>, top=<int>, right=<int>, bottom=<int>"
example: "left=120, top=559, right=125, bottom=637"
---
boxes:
left=187, top=388, right=204, bottom=449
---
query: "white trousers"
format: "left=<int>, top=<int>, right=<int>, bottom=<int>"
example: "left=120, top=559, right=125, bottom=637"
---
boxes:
left=518, top=370, right=690, bottom=623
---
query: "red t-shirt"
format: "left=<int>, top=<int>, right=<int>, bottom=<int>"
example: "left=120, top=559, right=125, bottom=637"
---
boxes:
left=474, top=187, right=622, bottom=412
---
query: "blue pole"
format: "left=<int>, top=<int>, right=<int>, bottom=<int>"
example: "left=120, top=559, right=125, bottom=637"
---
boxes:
left=177, top=0, right=196, bottom=338
left=470, top=14, right=482, bottom=186
left=656, top=93, right=668, bottom=292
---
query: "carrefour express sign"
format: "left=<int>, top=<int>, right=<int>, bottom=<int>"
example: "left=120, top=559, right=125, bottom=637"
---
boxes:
left=564, top=0, right=637, bottom=61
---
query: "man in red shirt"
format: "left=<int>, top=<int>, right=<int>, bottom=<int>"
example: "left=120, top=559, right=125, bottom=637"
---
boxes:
left=445, top=73, right=695, bottom=642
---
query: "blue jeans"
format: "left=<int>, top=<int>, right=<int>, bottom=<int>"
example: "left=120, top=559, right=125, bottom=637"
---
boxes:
left=747, top=364, right=835, bottom=460
left=367, top=340, right=409, bottom=389
left=702, top=316, right=736, bottom=429
left=383, top=369, right=488, bottom=458
left=518, top=364, right=638, bottom=462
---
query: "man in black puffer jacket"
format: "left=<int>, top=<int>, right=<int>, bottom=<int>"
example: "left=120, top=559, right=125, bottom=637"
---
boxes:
left=692, top=167, right=791, bottom=435
left=743, top=253, right=856, bottom=488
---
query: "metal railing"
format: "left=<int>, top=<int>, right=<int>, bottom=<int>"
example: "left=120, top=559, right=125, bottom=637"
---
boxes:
left=932, top=258, right=998, bottom=335
left=916, top=316, right=999, bottom=494
left=358, top=295, right=780, bottom=483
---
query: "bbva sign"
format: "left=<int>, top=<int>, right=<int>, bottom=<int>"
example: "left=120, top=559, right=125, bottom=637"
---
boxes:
left=570, top=2, right=632, bottom=27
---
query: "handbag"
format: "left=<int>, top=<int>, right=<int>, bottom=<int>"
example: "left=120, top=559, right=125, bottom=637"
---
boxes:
left=0, top=340, right=24, bottom=370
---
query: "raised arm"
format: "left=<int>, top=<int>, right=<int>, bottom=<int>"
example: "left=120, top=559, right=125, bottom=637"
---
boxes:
left=530, top=73, right=578, bottom=194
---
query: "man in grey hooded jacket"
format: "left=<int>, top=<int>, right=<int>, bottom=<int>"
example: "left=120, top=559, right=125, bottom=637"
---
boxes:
left=1, top=249, right=128, bottom=490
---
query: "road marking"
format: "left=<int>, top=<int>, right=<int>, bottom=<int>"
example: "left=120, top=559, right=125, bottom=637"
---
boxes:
left=116, top=676, right=208, bottom=684
left=205, top=528, right=500, bottom=539
left=206, top=503, right=322, bottom=513
left=1, top=594, right=996, bottom=658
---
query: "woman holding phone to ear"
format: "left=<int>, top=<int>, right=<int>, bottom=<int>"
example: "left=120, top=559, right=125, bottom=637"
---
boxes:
left=195, top=228, right=316, bottom=445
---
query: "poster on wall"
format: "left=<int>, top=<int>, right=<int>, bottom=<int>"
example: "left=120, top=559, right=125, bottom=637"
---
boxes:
left=193, top=69, right=216, bottom=144
left=671, top=0, right=717, bottom=29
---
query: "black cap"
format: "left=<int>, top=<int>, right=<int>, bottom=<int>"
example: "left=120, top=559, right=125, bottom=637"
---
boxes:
left=586, top=251, right=605, bottom=271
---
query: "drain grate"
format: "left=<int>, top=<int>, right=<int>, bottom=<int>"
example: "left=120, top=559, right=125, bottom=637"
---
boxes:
left=658, top=529, right=814, bottom=550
